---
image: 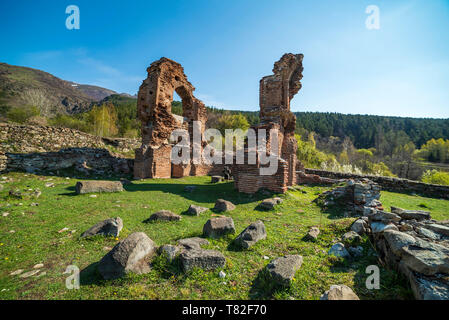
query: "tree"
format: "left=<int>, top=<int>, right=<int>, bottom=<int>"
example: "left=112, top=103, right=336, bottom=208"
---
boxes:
left=87, top=103, right=118, bottom=137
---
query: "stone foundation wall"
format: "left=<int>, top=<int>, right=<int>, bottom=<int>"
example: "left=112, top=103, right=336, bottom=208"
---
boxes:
left=0, top=123, right=139, bottom=154
left=0, top=123, right=138, bottom=175
left=303, top=168, right=449, bottom=199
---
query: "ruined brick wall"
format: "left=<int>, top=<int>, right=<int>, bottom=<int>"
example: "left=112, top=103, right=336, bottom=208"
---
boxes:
left=234, top=53, right=304, bottom=193
left=134, top=58, right=209, bottom=179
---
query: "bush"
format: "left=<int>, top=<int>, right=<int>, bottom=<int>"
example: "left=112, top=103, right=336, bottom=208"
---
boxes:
left=6, top=106, right=40, bottom=123
left=49, top=114, right=90, bottom=132
left=421, top=170, right=449, bottom=186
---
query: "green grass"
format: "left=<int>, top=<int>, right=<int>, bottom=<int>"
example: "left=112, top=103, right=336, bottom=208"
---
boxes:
left=381, top=191, right=449, bottom=221
left=1, top=172, right=447, bottom=300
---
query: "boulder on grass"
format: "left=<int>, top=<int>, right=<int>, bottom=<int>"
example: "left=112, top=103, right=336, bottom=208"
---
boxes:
left=75, top=181, right=124, bottom=194
left=98, top=232, right=156, bottom=280
left=351, top=219, right=367, bottom=235
left=234, top=220, right=267, bottom=249
left=258, top=198, right=283, bottom=210
left=266, top=255, right=303, bottom=287
left=211, top=176, right=224, bottom=183
left=305, top=227, right=320, bottom=241
left=328, top=243, right=351, bottom=258
left=187, top=205, right=209, bottom=216
left=341, top=231, right=362, bottom=247
left=158, top=245, right=181, bottom=262
left=180, top=249, right=226, bottom=272
left=144, top=210, right=181, bottom=222
left=203, top=217, right=235, bottom=238
left=178, top=237, right=210, bottom=250
left=320, top=285, right=360, bottom=300
left=81, top=217, right=123, bottom=238
left=213, top=199, right=236, bottom=212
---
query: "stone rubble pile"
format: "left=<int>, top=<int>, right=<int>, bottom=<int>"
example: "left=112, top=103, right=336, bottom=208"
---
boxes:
left=330, top=179, right=449, bottom=300
left=318, top=179, right=383, bottom=216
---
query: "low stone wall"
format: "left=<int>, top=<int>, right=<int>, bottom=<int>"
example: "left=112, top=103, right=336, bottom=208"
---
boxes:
left=303, top=169, right=449, bottom=200
left=0, top=123, right=139, bottom=175
left=2, top=148, right=133, bottom=176
left=0, top=123, right=139, bottom=154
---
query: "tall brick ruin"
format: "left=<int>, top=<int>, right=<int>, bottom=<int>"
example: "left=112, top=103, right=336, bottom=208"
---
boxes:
left=233, top=53, right=304, bottom=193
left=134, top=54, right=304, bottom=194
left=134, top=58, right=210, bottom=179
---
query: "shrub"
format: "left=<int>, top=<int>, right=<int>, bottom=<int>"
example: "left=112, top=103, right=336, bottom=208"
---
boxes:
left=421, top=170, right=449, bottom=186
left=6, top=106, right=40, bottom=123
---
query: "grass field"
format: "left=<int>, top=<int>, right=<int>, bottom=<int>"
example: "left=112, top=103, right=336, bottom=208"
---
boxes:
left=1, top=172, right=448, bottom=300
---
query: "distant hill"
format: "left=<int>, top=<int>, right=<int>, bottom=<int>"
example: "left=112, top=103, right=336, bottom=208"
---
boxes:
left=0, top=63, right=130, bottom=115
left=293, top=112, right=449, bottom=149
left=66, top=82, right=117, bottom=102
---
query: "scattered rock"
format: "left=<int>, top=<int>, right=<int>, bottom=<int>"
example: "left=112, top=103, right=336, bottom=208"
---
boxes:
left=320, top=285, right=360, bottom=300
left=371, top=222, right=398, bottom=233
left=33, top=264, right=44, bottom=269
left=425, top=224, right=449, bottom=237
left=328, top=243, right=351, bottom=258
left=213, top=199, right=235, bottom=212
left=234, top=220, right=267, bottom=249
left=368, top=211, right=401, bottom=223
left=45, top=182, right=54, bottom=188
left=144, top=210, right=181, bottom=222
left=305, top=227, right=320, bottom=241
left=187, top=204, right=208, bottom=216
left=342, top=231, right=362, bottom=247
left=400, top=240, right=449, bottom=276
left=30, top=202, right=39, bottom=207
left=203, top=217, right=235, bottom=238
left=75, top=180, right=124, bottom=194
left=211, top=176, right=223, bottom=183
left=219, top=270, right=226, bottom=278
left=258, top=198, right=283, bottom=210
left=178, top=237, right=210, bottom=250
left=98, top=232, right=157, bottom=280
left=58, top=227, right=69, bottom=233
left=391, top=207, right=431, bottom=221
left=81, top=217, right=123, bottom=238
left=8, top=189, right=22, bottom=199
left=348, top=246, right=364, bottom=257
left=180, top=249, right=226, bottom=272
left=10, top=269, right=24, bottom=276
left=266, top=255, right=303, bottom=287
left=383, top=230, right=417, bottom=256
left=158, top=244, right=181, bottom=262
left=19, top=270, right=41, bottom=278
left=351, top=219, right=367, bottom=235
left=2, top=212, right=10, bottom=217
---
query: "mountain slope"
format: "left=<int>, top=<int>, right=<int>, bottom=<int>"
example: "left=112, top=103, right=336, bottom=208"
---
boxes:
left=0, top=63, right=121, bottom=115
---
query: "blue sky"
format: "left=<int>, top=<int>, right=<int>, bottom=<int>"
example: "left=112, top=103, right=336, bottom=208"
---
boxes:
left=1, top=0, right=449, bottom=118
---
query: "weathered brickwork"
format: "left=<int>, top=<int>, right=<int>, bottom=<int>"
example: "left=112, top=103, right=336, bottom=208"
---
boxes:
left=133, top=58, right=209, bottom=179
left=233, top=53, right=304, bottom=193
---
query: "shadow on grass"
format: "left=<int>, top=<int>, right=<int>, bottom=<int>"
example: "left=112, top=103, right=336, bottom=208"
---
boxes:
left=249, top=269, right=288, bottom=299
left=79, top=262, right=104, bottom=286
left=122, top=181, right=270, bottom=205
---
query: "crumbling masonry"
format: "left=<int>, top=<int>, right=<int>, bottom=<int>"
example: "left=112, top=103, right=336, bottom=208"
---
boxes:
left=233, top=53, right=304, bottom=193
left=134, top=58, right=211, bottom=179
left=134, top=54, right=305, bottom=194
